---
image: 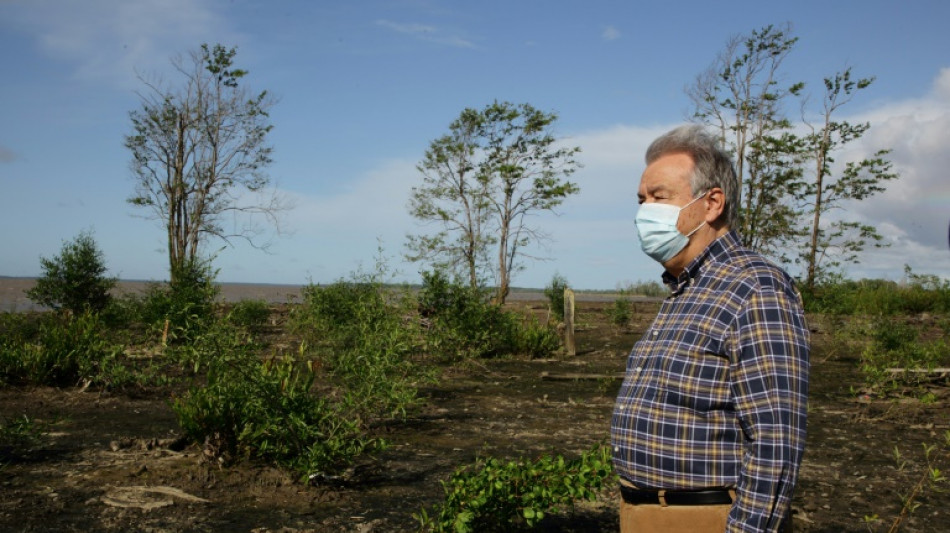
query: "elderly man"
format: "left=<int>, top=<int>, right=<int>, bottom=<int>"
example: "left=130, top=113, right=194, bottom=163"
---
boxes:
left=611, top=125, right=809, bottom=532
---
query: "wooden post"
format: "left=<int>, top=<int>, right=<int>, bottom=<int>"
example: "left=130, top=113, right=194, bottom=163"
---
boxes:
left=162, top=319, right=170, bottom=347
left=563, top=288, right=576, bottom=356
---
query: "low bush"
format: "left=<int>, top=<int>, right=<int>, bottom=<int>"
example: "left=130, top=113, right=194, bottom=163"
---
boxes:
left=291, top=278, right=428, bottom=420
left=419, top=270, right=560, bottom=360
left=0, top=312, right=44, bottom=346
left=26, top=230, right=116, bottom=315
left=605, top=293, right=632, bottom=331
left=623, top=280, right=666, bottom=298
left=171, top=270, right=424, bottom=480
left=136, top=258, right=221, bottom=343
left=860, top=318, right=950, bottom=396
left=514, top=314, right=561, bottom=358
left=415, top=443, right=615, bottom=532
left=802, top=271, right=950, bottom=316
left=0, top=414, right=44, bottom=462
left=0, top=312, right=122, bottom=387
left=226, top=299, right=272, bottom=330
left=543, top=274, right=569, bottom=323
left=173, top=352, right=383, bottom=479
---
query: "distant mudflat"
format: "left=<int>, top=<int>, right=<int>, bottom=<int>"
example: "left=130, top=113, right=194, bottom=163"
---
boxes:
left=0, top=278, right=309, bottom=312
left=0, top=277, right=641, bottom=313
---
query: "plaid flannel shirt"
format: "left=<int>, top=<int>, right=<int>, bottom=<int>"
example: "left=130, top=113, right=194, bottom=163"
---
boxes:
left=611, top=230, right=809, bottom=532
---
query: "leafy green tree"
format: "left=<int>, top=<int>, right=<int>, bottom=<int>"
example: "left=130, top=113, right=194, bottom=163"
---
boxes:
left=407, top=108, right=495, bottom=290
left=796, top=69, right=899, bottom=290
left=408, top=101, right=581, bottom=303
left=125, top=43, right=288, bottom=284
left=689, top=25, right=899, bottom=287
left=688, top=23, right=806, bottom=261
left=27, top=231, right=116, bottom=314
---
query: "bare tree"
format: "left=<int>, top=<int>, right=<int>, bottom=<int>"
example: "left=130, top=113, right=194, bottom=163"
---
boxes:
left=125, top=43, right=289, bottom=283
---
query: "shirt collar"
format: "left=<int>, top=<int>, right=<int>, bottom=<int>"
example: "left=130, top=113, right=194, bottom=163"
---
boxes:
left=661, top=230, right=743, bottom=293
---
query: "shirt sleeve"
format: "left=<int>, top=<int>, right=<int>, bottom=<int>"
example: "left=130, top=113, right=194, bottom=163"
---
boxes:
left=726, top=282, right=810, bottom=532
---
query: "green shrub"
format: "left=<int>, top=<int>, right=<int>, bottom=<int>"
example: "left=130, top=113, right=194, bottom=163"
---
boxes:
left=0, top=414, right=44, bottom=462
left=292, top=278, right=428, bottom=420
left=606, top=293, right=632, bottom=331
left=418, top=271, right=561, bottom=360
left=227, top=299, right=272, bottom=330
left=138, top=257, right=220, bottom=343
left=418, top=270, right=517, bottom=360
left=416, top=443, right=615, bottom=532
left=0, top=312, right=122, bottom=387
left=0, top=312, right=44, bottom=346
left=171, top=319, right=387, bottom=478
left=543, top=274, right=569, bottom=323
left=624, top=280, right=666, bottom=298
left=173, top=350, right=383, bottom=479
left=514, top=314, right=561, bottom=358
left=170, top=275, right=421, bottom=479
left=27, top=230, right=116, bottom=314
left=98, top=291, right=149, bottom=331
left=294, top=280, right=387, bottom=346
left=167, top=318, right=258, bottom=375
left=860, top=318, right=950, bottom=396
left=801, top=272, right=950, bottom=316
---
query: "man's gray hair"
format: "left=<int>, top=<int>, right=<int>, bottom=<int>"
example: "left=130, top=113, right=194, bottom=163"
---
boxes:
left=645, top=124, right=739, bottom=229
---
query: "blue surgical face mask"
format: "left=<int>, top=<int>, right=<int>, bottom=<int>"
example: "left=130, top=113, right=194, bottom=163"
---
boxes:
left=635, top=191, right=708, bottom=263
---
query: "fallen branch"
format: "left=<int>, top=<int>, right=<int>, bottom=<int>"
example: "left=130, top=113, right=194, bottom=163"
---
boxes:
left=885, top=368, right=950, bottom=374
left=101, top=486, right=210, bottom=510
left=540, top=372, right=625, bottom=381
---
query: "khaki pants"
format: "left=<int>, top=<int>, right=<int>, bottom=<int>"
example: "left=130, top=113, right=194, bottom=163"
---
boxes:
left=619, top=498, right=731, bottom=533
left=619, top=498, right=793, bottom=533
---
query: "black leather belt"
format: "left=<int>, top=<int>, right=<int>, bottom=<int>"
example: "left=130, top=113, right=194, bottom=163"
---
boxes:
left=620, top=485, right=733, bottom=506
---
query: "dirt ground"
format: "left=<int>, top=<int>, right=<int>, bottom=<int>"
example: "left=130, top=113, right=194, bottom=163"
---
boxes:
left=2, top=288, right=949, bottom=532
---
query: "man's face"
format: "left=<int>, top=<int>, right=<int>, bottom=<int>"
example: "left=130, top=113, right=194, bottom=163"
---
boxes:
left=637, top=152, right=704, bottom=237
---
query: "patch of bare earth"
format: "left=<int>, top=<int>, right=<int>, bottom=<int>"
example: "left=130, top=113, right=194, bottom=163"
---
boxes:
left=1, top=299, right=949, bottom=532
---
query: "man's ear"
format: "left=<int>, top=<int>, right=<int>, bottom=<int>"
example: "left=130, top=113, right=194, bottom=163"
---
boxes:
left=704, top=187, right=726, bottom=225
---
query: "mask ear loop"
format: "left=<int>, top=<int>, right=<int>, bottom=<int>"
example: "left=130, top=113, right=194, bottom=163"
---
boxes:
left=682, top=190, right=710, bottom=238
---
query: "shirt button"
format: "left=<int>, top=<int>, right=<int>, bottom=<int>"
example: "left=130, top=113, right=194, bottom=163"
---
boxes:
left=613, top=446, right=619, bottom=452
left=652, top=330, right=658, bottom=337
left=635, top=366, right=642, bottom=373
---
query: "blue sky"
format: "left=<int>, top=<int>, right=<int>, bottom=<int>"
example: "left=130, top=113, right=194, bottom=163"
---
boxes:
left=2, top=0, right=948, bottom=290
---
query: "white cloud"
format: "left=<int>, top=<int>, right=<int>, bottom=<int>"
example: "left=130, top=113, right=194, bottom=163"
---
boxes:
left=270, top=158, right=421, bottom=282
left=375, top=19, right=475, bottom=49
left=935, top=67, right=950, bottom=100
left=561, top=124, right=669, bottom=213
left=6, top=0, right=232, bottom=88
left=287, top=158, right=416, bottom=232
left=834, top=67, right=950, bottom=278
left=602, top=25, right=621, bottom=41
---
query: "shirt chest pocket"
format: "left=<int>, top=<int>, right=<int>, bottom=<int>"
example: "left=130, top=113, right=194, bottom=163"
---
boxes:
left=659, top=346, right=732, bottom=415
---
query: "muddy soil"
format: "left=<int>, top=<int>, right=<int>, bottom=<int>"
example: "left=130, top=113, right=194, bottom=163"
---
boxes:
left=1, top=299, right=949, bottom=532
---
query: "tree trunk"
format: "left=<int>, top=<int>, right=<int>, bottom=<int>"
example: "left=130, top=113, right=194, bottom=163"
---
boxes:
left=496, top=216, right=510, bottom=304
left=806, top=128, right=831, bottom=292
